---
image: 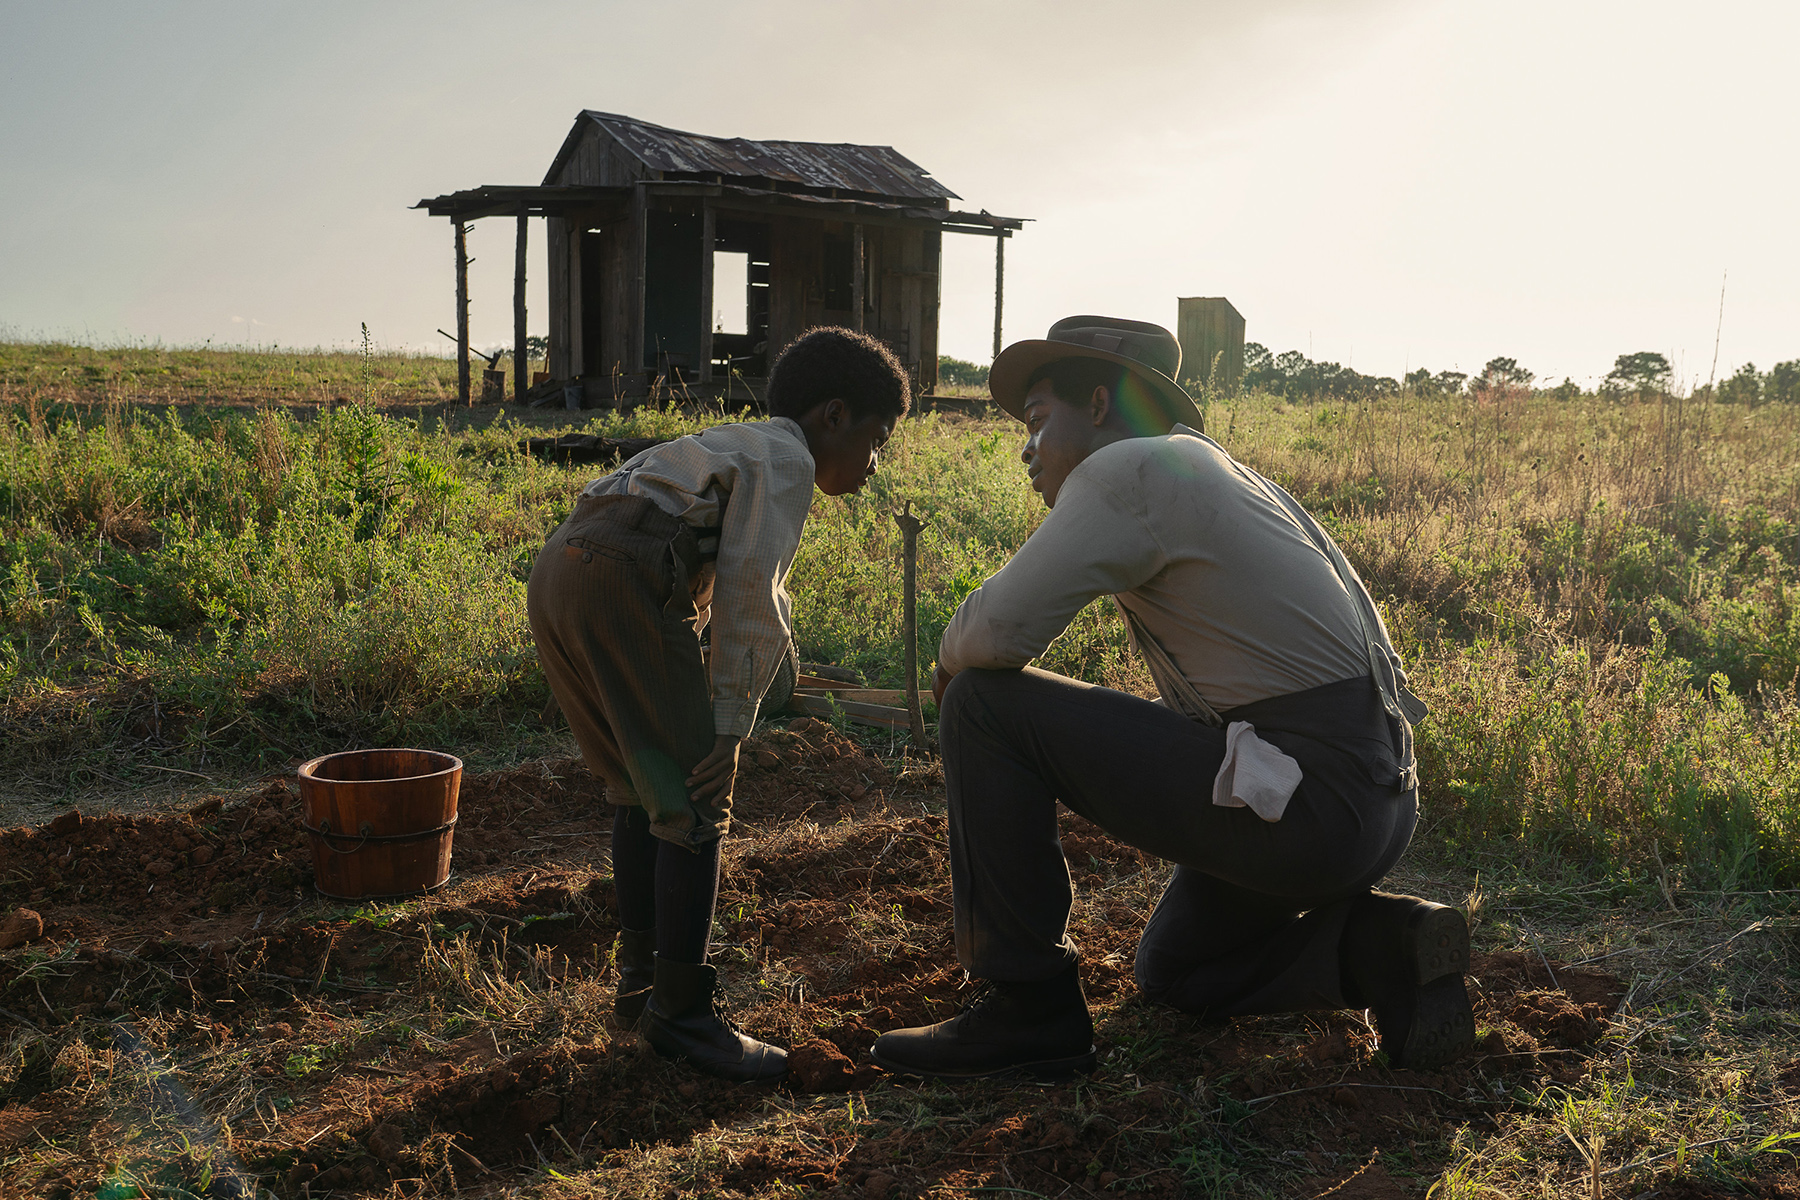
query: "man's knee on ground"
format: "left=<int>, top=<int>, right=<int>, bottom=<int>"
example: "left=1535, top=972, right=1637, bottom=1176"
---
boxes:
left=1133, top=947, right=1180, bottom=1007
left=940, top=667, right=1021, bottom=728
left=1133, top=945, right=1221, bottom=1014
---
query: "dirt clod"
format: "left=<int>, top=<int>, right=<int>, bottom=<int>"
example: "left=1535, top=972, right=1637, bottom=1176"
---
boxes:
left=790, top=1038, right=856, bottom=1092
left=366, top=1123, right=406, bottom=1161
left=0, top=908, right=44, bottom=950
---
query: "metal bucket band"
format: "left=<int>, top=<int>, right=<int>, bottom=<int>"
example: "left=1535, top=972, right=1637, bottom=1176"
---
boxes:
left=304, top=814, right=459, bottom=855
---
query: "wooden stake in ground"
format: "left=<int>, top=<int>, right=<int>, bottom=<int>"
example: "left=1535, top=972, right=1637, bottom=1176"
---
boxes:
left=896, top=502, right=932, bottom=752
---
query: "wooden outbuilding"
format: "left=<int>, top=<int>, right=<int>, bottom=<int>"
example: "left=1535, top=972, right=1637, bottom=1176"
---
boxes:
left=1176, top=297, right=1246, bottom=394
left=416, top=112, right=1026, bottom=406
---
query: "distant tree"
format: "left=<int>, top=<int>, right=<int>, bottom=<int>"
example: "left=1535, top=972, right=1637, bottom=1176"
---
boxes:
left=937, top=356, right=990, bottom=387
left=1605, top=351, right=1672, bottom=394
left=1551, top=377, right=1582, bottom=402
left=1471, top=357, right=1534, bottom=398
left=1274, top=350, right=1310, bottom=380
left=524, top=334, right=549, bottom=359
left=1767, top=360, right=1800, bottom=404
left=1239, top=345, right=1395, bottom=401
left=1434, top=370, right=1467, bottom=396
left=1718, top=362, right=1763, bottom=405
left=1404, top=367, right=1435, bottom=394
left=1241, top=342, right=1280, bottom=392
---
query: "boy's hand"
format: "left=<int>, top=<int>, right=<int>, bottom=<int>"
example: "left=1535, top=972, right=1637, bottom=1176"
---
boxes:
left=687, top=735, right=742, bottom=809
left=931, top=664, right=953, bottom=706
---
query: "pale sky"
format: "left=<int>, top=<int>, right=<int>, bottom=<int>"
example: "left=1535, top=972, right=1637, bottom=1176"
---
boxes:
left=2, top=1, right=1795, bottom=388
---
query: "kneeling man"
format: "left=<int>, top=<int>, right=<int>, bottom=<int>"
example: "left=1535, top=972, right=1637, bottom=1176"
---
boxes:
left=873, top=317, right=1473, bottom=1081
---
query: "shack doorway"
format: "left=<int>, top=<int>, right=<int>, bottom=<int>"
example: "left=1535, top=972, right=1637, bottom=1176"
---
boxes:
left=644, top=210, right=704, bottom=380
left=712, top=218, right=770, bottom=379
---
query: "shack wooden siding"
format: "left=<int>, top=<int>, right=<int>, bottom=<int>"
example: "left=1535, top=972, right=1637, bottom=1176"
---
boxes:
left=599, top=218, right=633, bottom=383
left=918, top=226, right=941, bottom=392
left=547, top=216, right=572, bottom=379
left=766, top=214, right=813, bottom=361
left=552, top=123, right=646, bottom=189
left=868, top=224, right=934, bottom=387
left=1176, top=297, right=1245, bottom=393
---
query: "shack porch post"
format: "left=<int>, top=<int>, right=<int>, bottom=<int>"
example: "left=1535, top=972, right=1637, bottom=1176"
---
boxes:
left=513, top=212, right=528, bottom=402
left=455, top=219, right=470, bottom=406
left=992, top=230, right=1007, bottom=362
left=699, top=201, right=715, bottom=384
left=852, top=223, right=865, bottom=333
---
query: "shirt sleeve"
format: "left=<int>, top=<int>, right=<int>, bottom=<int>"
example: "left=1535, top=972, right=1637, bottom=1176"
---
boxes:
left=707, top=440, right=815, bottom=736
left=938, top=461, right=1166, bottom=675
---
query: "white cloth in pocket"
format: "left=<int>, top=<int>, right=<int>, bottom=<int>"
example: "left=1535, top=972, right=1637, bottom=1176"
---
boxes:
left=1211, top=721, right=1303, bottom=822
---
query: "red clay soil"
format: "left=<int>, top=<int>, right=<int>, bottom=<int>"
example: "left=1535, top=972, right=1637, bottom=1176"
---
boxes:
left=0, top=717, right=1668, bottom=1199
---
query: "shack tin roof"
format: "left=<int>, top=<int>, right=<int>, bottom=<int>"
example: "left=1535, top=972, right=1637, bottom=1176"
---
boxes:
left=544, top=111, right=959, bottom=203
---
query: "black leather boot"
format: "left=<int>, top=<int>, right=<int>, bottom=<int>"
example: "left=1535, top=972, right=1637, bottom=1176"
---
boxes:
left=1342, top=891, right=1474, bottom=1070
left=641, top=956, right=787, bottom=1083
left=870, top=962, right=1097, bottom=1082
left=613, top=928, right=656, bottom=1027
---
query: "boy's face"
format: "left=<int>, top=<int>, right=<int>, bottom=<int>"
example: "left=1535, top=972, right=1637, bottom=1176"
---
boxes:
left=808, top=399, right=895, bottom=496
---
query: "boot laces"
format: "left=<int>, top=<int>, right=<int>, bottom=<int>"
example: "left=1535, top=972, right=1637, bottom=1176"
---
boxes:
left=711, top=978, right=749, bottom=1035
left=959, top=979, right=1001, bottom=1017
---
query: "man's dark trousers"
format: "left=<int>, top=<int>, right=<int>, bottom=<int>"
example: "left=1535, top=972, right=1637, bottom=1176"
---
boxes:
left=941, top=667, right=1417, bottom=1016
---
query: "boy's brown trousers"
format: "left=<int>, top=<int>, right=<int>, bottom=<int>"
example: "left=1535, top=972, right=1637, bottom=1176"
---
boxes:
left=526, top=494, right=727, bottom=849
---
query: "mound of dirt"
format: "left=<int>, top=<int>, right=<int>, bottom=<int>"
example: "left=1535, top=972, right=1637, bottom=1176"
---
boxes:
left=734, top=718, right=895, bottom=822
left=0, top=781, right=311, bottom=921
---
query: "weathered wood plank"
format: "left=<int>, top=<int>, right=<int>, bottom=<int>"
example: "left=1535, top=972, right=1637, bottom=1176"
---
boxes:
left=794, top=687, right=906, bottom=706
left=787, top=694, right=911, bottom=730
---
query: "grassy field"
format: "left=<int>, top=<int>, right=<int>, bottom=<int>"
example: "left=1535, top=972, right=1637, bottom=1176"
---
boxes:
left=1, top=342, right=1797, bottom=1199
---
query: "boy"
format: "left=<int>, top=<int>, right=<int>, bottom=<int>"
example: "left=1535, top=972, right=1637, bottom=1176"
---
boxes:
left=527, top=327, right=909, bottom=1084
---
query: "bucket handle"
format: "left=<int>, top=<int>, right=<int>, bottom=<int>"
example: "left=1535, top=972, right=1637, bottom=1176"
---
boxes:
left=305, top=814, right=459, bottom=854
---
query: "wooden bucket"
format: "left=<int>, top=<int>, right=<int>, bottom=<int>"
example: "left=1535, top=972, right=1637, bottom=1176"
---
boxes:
left=297, top=748, right=461, bottom=900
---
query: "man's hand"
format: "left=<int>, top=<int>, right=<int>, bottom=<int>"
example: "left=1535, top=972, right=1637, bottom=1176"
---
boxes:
left=686, top=734, right=742, bottom=810
left=931, top=664, right=953, bottom=706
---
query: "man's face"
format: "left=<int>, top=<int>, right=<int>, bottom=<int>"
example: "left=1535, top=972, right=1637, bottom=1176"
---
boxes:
left=1020, top=379, right=1100, bottom=508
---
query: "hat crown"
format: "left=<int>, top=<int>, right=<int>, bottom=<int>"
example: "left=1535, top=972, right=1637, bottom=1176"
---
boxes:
left=1045, top=315, right=1182, bottom=382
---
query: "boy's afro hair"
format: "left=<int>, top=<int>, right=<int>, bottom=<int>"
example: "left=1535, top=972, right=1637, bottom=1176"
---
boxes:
left=767, top=327, right=911, bottom=423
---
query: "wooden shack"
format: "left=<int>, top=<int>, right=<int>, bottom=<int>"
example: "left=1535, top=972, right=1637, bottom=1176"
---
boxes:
left=1176, top=297, right=1246, bottom=394
left=416, top=112, right=1026, bottom=405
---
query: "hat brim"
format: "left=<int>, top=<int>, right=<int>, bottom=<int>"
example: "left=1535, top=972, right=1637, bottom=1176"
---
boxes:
left=989, top=341, right=1204, bottom=434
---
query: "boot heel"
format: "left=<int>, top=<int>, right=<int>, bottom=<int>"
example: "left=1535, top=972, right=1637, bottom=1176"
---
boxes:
left=1022, top=1046, right=1099, bottom=1083
left=1407, top=905, right=1469, bottom=986
left=1396, top=976, right=1475, bottom=1070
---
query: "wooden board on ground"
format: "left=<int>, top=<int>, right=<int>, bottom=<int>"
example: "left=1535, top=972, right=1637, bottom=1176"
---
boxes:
left=794, top=686, right=906, bottom=705
left=787, top=694, right=911, bottom=730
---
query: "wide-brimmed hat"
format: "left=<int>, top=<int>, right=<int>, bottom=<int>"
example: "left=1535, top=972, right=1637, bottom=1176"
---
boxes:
left=989, top=315, right=1203, bottom=434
